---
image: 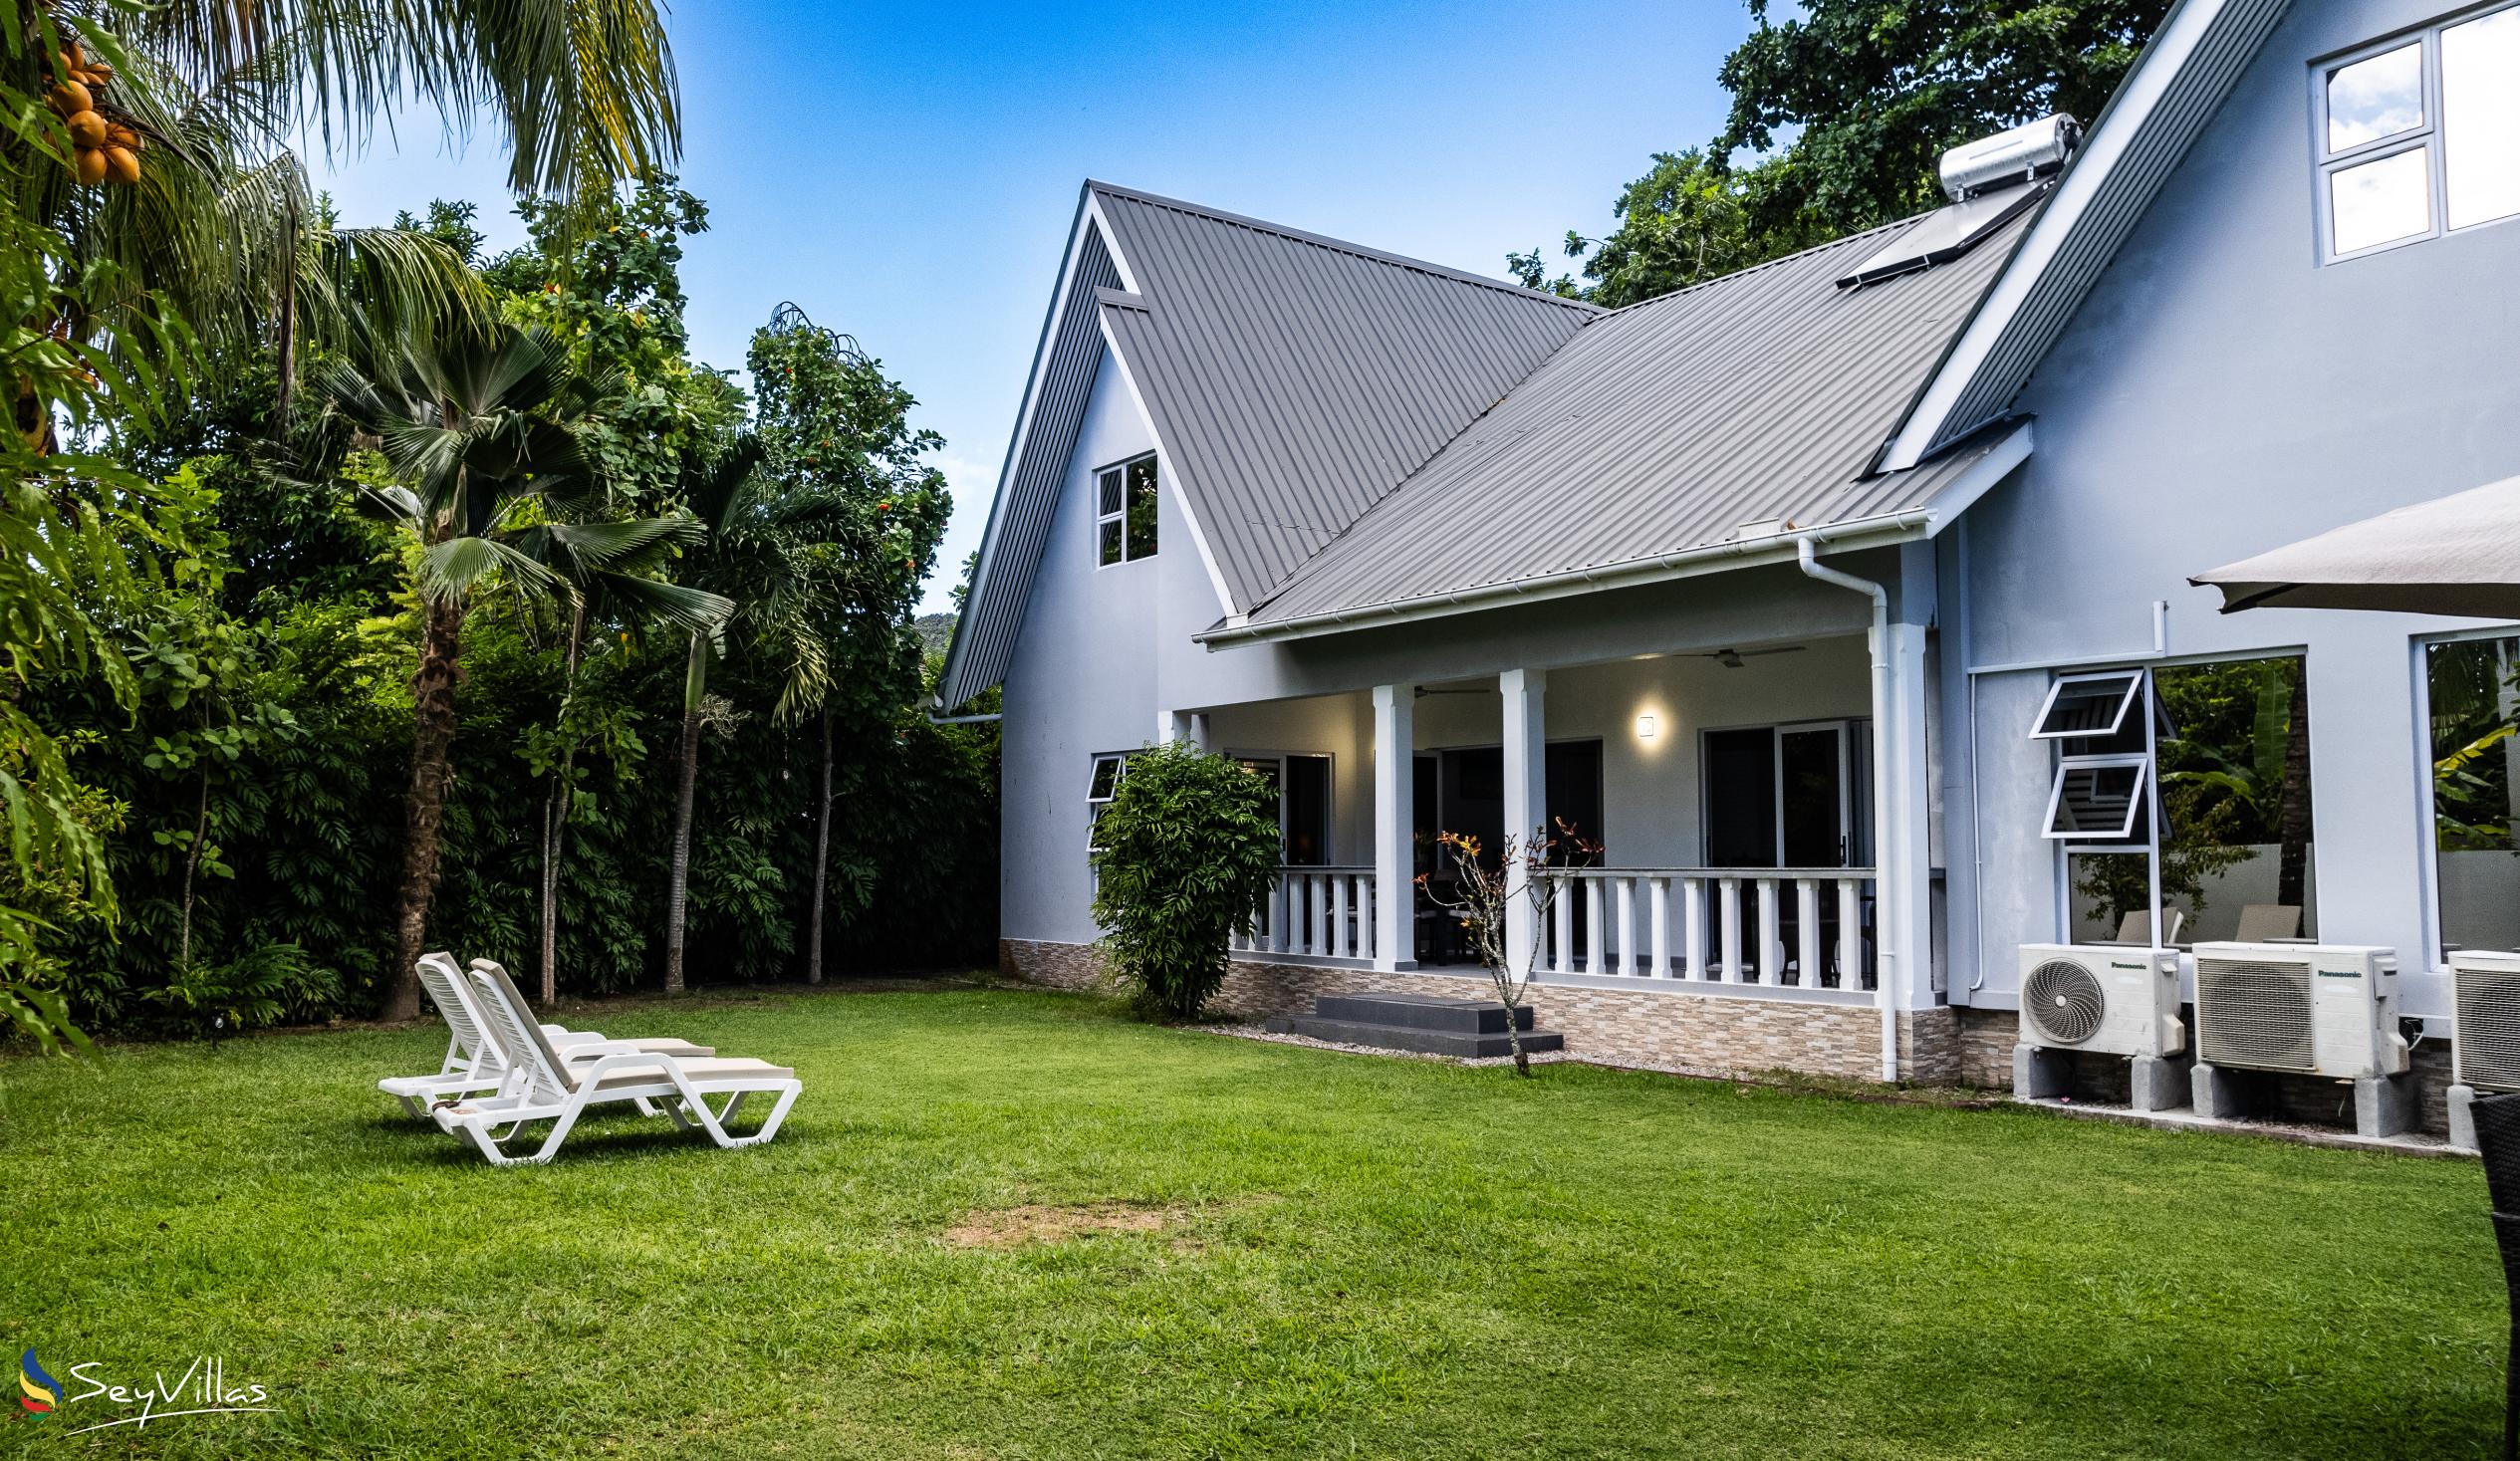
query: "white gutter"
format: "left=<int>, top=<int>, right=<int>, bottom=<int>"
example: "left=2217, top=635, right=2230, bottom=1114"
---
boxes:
left=1198, top=510, right=1937, bottom=648
left=1796, top=536, right=1901, bottom=1083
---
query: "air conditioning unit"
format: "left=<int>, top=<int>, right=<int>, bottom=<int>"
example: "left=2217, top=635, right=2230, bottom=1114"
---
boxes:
left=2016, top=944, right=2184, bottom=1058
left=2192, top=942, right=2407, bottom=1079
left=2452, top=951, right=2520, bottom=1094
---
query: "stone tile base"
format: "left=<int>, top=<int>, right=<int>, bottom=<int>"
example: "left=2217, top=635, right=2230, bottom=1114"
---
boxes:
left=1000, top=938, right=1960, bottom=1086
left=1953, top=1005, right=2455, bottom=1136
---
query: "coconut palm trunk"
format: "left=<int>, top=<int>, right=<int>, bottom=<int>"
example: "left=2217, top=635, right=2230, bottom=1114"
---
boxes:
left=661, top=633, right=707, bottom=996
left=387, top=593, right=466, bottom=1020
left=806, top=705, right=833, bottom=985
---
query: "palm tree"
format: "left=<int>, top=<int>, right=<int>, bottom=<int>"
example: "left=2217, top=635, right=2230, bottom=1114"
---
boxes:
left=657, top=442, right=768, bottom=996
left=318, top=323, right=727, bottom=1019
left=7, top=0, right=682, bottom=444
left=513, top=493, right=733, bottom=1003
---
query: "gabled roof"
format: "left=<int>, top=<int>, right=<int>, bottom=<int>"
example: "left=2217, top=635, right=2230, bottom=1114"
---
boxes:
left=937, top=183, right=1595, bottom=708
left=1228, top=207, right=2036, bottom=634
left=941, top=0, right=2297, bottom=697
left=1092, top=184, right=1601, bottom=609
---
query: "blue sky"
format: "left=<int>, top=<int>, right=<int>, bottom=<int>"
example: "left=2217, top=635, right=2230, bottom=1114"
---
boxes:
left=316, top=1, right=1754, bottom=611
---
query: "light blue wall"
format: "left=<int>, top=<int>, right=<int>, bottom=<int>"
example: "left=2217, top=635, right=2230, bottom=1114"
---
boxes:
left=1952, top=0, right=2520, bottom=1017
left=1000, top=352, right=1160, bottom=945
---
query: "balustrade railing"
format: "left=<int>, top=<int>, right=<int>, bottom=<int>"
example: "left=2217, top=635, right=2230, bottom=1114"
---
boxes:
left=1232, top=865, right=1376, bottom=962
left=1532, top=867, right=1876, bottom=989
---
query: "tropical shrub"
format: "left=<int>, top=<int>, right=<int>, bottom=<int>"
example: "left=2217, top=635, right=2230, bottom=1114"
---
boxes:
left=1087, top=742, right=1282, bottom=1022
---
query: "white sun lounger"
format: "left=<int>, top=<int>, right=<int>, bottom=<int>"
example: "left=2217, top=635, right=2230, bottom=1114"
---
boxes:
left=378, top=953, right=714, bottom=1118
left=429, top=959, right=801, bottom=1166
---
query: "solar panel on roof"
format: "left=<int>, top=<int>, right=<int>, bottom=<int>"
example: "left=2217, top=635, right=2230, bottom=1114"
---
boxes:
left=1835, top=179, right=2049, bottom=289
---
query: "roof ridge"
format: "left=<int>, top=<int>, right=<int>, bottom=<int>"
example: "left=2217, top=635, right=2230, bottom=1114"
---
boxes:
left=1086, top=179, right=1605, bottom=316
left=1595, top=210, right=1940, bottom=319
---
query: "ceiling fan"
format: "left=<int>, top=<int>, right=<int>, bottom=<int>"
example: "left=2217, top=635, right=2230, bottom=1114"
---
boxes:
left=1689, top=645, right=1807, bottom=669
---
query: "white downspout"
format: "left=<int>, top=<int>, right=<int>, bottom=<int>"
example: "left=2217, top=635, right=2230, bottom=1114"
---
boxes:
left=1798, top=536, right=1900, bottom=1083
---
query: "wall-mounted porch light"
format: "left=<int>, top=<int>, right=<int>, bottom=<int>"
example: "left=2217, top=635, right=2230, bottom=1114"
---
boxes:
left=1636, top=713, right=1657, bottom=741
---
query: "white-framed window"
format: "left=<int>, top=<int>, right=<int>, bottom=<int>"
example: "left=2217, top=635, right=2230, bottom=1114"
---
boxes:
left=2029, top=671, right=2144, bottom=740
left=1086, top=752, right=1131, bottom=850
left=1095, top=452, right=1159, bottom=567
left=2044, top=755, right=2152, bottom=841
left=2420, top=631, right=2520, bottom=963
left=2314, top=4, right=2520, bottom=262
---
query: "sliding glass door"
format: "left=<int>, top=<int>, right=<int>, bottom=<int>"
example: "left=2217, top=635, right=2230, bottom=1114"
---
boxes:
left=1701, top=720, right=1868, bottom=983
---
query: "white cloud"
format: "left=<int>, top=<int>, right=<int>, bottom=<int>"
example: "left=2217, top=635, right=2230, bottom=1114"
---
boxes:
left=921, top=448, right=1000, bottom=614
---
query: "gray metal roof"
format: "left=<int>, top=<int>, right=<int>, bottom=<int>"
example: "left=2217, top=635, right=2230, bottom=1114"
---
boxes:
left=936, top=208, right=1125, bottom=711
left=1892, top=0, right=2291, bottom=460
left=1235, top=204, right=2037, bottom=630
left=1090, top=183, right=1600, bottom=610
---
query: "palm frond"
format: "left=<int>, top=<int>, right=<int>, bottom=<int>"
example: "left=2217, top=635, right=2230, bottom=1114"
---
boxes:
left=593, top=574, right=731, bottom=635
left=418, top=534, right=562, bottom=604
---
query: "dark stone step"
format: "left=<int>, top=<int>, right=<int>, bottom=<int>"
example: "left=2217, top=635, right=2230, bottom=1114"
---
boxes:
left=1313, top=992, right=1535, bottom=1035
left=1260, top=1014, right=1564, bottom=1059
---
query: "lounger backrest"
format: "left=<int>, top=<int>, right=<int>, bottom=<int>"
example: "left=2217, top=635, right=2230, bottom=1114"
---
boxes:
left=415, top=953, right=490, bottom=1070
left=2235, top=903, right=2303, bottom=941
left=2113, top=909, right=2183, bottom=944
left=463, top=964, right=573, bottom=1104
left=466, top=962, right=577, bottom=1102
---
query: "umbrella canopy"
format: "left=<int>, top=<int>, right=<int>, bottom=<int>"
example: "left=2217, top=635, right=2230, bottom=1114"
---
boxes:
left=2191, top=473, right=2520, bottom=616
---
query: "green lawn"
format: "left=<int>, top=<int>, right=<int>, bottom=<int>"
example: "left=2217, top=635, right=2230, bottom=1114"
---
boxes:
left=0, top=985, right=2503, bottom=1459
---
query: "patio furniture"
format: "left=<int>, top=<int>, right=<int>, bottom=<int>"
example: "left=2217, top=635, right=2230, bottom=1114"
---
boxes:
left=2234, top=903, right=2303, bottom=941
left=2103, top=909, right=2182, bottom=946
left=379, top=953, right=712, bottom=1118
left=429, top=959, right=801, bottom=1166
left=2468, top=1091, right=2520, bottom=1461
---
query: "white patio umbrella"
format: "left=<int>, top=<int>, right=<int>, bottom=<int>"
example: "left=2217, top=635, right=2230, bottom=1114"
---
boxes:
left=2190, top=472, right=2520, bottom=616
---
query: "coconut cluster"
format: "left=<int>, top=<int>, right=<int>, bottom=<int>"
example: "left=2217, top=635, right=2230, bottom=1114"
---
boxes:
left=49, top=41, right=139, bottom=187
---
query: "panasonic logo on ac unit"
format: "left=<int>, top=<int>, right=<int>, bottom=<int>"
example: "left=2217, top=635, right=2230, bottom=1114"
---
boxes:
left=2316, top=966, right=2362, bottom=979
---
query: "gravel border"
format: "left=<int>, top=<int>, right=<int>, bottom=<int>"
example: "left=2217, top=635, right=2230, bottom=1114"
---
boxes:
left=1199, top=1022, right=1572, bottom=1069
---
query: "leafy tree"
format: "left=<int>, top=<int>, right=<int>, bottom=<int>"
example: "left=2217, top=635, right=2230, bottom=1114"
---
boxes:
left=315, top=323, right=728, bottom=1018
left=1517, top=0, right=2167, bottom=306
left=744, top=311, right=950, bottom=985
left=1511, top=150, right=1821, bottom=306
left=1088, top=743, right=1283, bottom=1022
left=1714, top=0, right=2167, bottom=240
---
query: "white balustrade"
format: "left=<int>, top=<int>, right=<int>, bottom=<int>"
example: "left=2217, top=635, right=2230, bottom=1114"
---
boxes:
left=1232, top=866, right=1377, bottom=963
left=1530, top=867, right=1878, bottom=988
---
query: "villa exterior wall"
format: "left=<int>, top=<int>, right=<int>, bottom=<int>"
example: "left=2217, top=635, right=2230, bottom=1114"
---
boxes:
left=1948, top=0, right=2520, bottom=1023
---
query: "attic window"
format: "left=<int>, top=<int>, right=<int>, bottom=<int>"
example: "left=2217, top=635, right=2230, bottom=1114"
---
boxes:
left=1096, top=452, right=1159, bottom=566
left=2317, top=7, right=2520, bottom=261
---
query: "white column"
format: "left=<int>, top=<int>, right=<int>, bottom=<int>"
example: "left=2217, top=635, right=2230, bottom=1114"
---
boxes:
left=1373, top=684, right=1416, bottom=972
left=1501, top=667, right=1549, bottom=976
left=1885, top=620, right=1934, bottom=1015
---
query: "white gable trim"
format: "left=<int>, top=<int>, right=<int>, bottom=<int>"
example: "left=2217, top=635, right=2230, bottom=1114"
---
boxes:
left=938, top=191, right=1143, bottom=709
left=1880, top=0, right=2285, bottom=471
